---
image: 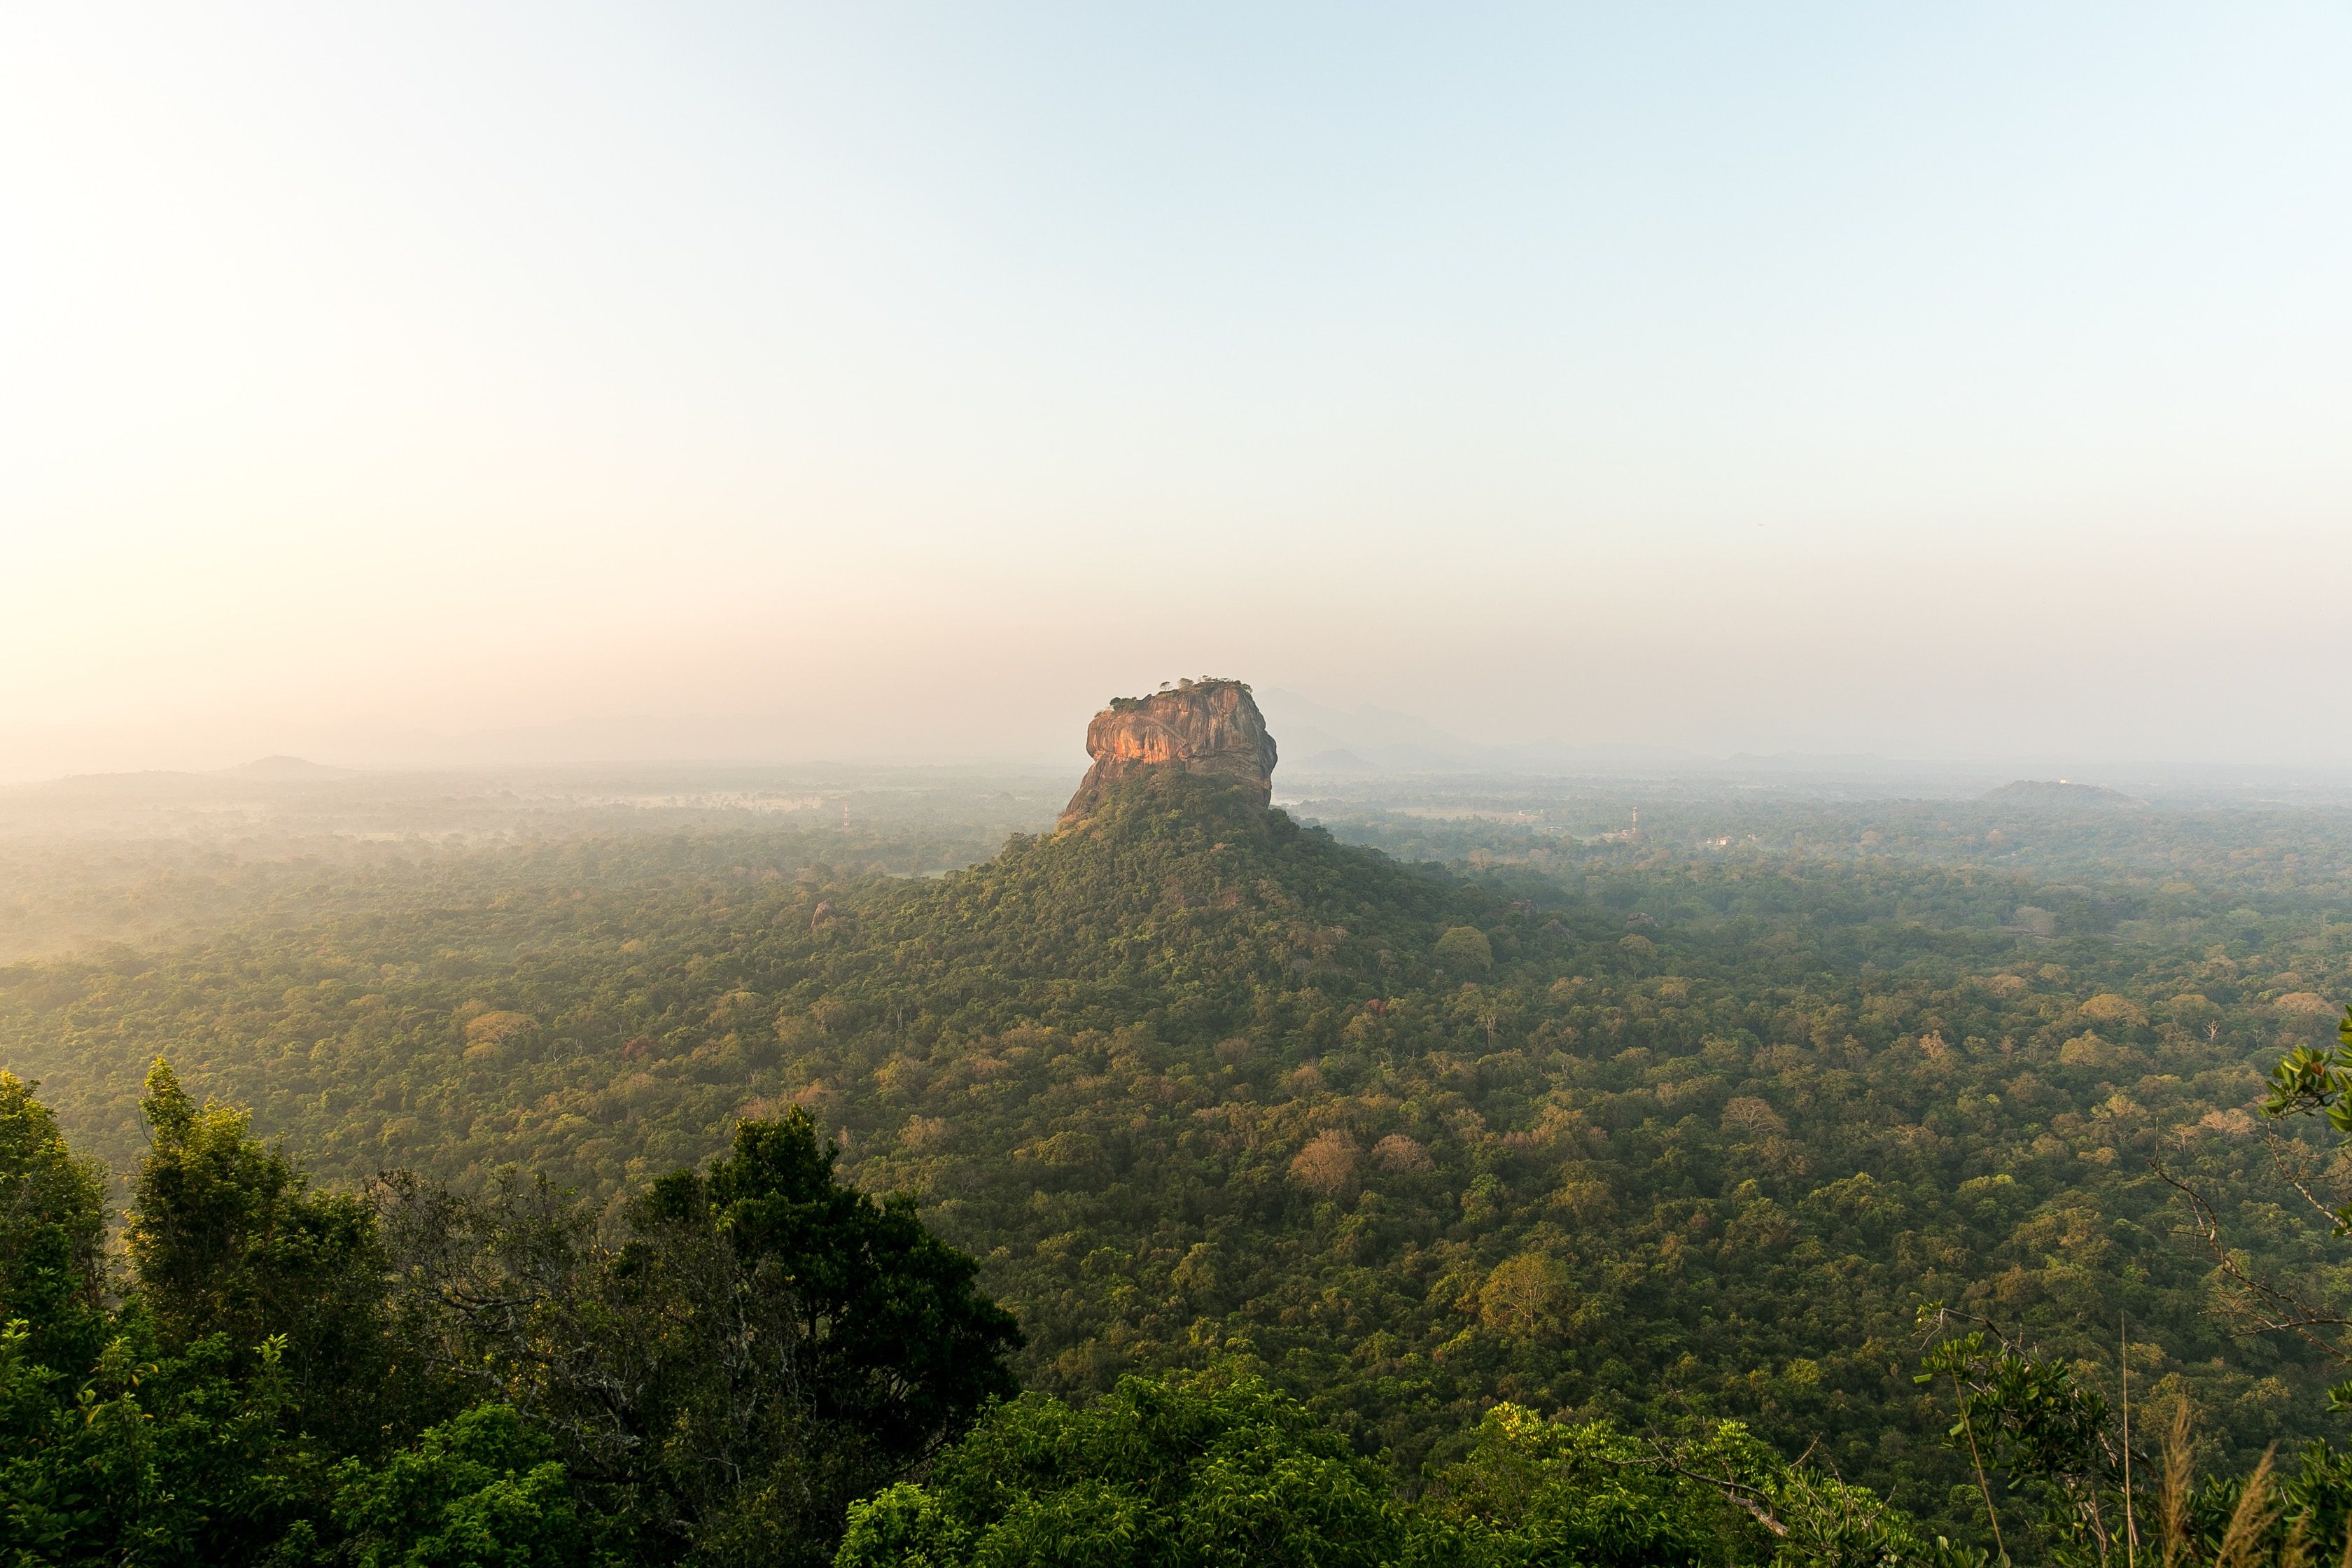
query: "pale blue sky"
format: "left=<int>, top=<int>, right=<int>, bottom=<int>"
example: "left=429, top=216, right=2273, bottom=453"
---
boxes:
left=3, top=4, right=2348, bottom=774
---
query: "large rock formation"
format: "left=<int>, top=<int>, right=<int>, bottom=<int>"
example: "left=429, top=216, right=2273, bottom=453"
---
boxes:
left=1060, top=678, right=1278, bottom=825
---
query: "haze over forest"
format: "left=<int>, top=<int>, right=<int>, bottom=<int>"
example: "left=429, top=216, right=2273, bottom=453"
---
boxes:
left=9, top=9, right=2352, bottom=1568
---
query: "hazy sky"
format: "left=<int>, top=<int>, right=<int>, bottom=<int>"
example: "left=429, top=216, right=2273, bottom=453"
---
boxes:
left=4, top=4, right=2348, bottom=778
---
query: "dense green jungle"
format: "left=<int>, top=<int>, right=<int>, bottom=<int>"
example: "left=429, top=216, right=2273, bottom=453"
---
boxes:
left=8, top=760, right=2352, bottom=1564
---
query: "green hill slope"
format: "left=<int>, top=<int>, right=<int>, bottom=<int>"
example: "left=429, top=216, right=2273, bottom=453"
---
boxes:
left=785, top=769, right=1462, bottom=1039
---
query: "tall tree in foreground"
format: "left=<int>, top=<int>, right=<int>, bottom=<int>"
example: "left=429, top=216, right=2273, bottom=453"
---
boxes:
left=3, top=1065, right=337, bottom=1565
left=0, top=1072, right=108, bottom=1376
left=129, top=1058, right=403, bottom=1455
left=386, top=1105, right=1022, bottom=1567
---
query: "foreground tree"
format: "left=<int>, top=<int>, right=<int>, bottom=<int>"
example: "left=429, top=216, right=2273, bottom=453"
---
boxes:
left=2, top=1068, right=1018, bottom=1567
left=836, top=1368, right=1406, bottom=1568
left=385, top=1105, right=1021, bottom=1567
left=130, top=1060, right=404, bottom=1454
left=318, top=1401, right=592, bottom=1568
left=1, top=1066, right=335, bottom=1565
left=0, top=1073, right=108, bottom=1375
left=837, top=1366, right=1971, bottom=1568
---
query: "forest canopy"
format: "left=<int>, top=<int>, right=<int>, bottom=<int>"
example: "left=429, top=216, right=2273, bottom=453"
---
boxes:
left=7, top=769, right=2352, bottom=1562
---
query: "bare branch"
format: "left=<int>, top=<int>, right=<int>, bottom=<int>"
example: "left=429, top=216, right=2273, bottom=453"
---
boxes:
left=2261, top=1128, right=2348, bottom=1231
left=2152, top=1158, right=2352, bottom=1365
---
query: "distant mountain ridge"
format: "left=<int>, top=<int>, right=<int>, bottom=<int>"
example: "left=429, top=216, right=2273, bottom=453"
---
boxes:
left=1982, top=778, right=2147, bottom=809
left=218, top=755, right=355, bottom=780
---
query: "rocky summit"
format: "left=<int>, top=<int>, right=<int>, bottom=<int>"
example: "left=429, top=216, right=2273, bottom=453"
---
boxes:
left=1059, top=677, right=1278, bottom=824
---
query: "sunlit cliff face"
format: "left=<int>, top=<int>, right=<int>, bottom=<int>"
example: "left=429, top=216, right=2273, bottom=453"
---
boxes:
left=1061, top=680, right=1277, bottom=825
